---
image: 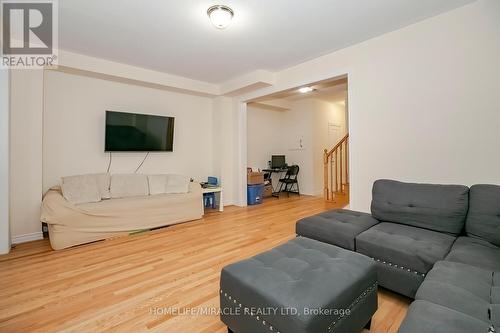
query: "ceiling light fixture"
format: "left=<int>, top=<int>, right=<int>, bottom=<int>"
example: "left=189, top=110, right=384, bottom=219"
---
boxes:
left=207, top=5, right=234, bottom=29
left=299, top=87, right=314, bottom=93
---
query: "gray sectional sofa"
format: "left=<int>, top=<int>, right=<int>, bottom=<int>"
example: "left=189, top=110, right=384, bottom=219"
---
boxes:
left=296, top=179, right=500, bottom=333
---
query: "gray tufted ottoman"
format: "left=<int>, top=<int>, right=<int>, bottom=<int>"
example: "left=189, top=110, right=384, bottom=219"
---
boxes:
left=220, top=237, right=378, bottom=333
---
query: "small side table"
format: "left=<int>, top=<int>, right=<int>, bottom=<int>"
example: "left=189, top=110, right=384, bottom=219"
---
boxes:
left=201, top=186, right=223, bottom=212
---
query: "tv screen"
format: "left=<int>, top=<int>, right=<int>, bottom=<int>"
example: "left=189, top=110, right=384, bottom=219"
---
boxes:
left=105, top=111, right=175, bottom=152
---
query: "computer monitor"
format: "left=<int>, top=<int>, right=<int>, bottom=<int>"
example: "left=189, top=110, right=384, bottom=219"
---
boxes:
left=271, top=155, right=286, bottom=169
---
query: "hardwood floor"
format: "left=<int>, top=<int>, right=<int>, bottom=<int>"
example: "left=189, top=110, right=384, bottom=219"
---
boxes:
left=0, top=194, right=409, bottom=333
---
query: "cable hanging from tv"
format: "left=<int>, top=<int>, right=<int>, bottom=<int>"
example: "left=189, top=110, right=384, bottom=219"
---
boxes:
left=105, top=151, right=149, bottom=174
left=135, top=152, right=150, bottom=173
left=106, top=152, right=112, bottom=173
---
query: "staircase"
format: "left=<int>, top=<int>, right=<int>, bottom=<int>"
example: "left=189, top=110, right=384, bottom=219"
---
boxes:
left=324, top=133, right=349, bottom=201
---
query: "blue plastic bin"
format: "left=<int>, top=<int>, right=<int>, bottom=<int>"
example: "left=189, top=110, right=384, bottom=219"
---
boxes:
left=247, top=184, right=264, bottom=205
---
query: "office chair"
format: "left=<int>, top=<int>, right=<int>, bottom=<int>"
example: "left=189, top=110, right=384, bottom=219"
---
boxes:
left=277, top=165, right=300, bottom=197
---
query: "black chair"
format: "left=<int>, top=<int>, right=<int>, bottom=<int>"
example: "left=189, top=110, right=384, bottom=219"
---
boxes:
left=277, top=165, right=300, bottom=197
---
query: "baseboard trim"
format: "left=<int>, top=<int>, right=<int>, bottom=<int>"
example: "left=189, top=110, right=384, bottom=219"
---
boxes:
left=12, top=231, right=44, bottom=244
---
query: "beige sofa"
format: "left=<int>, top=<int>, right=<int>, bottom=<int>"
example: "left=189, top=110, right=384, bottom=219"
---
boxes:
left=41, top=173, right=203, bottom=250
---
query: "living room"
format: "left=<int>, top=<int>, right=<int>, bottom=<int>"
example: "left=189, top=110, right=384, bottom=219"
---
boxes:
left=1, top=1, right=499, bottom=332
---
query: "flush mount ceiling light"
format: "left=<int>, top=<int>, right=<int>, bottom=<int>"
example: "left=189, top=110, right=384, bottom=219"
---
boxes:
left=207, top=5, right=234, bottom=29
left=299, top=87, right=314, bottom=93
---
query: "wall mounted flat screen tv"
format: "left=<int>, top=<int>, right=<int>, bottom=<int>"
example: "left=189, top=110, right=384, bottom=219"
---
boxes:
left=105, top=111, right=175, bottom=152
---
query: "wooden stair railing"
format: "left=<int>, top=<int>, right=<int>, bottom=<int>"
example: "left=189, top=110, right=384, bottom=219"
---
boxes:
left=324, top=133, right=349, bottom=201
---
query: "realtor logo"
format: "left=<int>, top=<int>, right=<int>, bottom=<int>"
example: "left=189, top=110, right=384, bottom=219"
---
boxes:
left=1, top=0, right=58, bottom=68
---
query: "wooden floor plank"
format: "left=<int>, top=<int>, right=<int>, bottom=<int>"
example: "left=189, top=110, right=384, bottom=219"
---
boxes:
left=0, top=194, right=409, bottom=332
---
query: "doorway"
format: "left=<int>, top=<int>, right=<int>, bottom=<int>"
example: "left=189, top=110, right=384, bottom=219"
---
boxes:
left=244, top=75, right=350, bottom=205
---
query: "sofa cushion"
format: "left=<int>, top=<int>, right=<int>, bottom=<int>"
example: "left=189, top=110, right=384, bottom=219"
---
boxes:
left=397, top=300, right=491, bottom=333
left=356, top=222, right=456, bottom=274
left=492, top=287, right=500, bottom=304
left=466, top=184, right=500, bottom=246
left=492, top=275, right=500, bottom=327
left=165, top=174, right=190, bottom=194
left=491, top=304, right=500, bottom=328
left=415, top=261, right=492, bottom=323
left=91, top=173, right=111, bottom=199
left=296, top=209, right=379, bottom=250
left=148, top=175, right=169, bottom=195
left=494, top=272, right=500, bottom=303
left=61, top=174, right=101, bottom=205
left=110, top=174, right=149, bottom=198
left=371, top=179, right=469, bottom=235
left=445, top=236, right=500, bottom=271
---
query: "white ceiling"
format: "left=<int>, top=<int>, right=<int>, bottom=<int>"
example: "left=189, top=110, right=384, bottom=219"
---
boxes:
left=258, top=78, right=348, bottom=105
left=59, top=0, right=476, bottom=84
left=288, top=85, right=348, bottom=104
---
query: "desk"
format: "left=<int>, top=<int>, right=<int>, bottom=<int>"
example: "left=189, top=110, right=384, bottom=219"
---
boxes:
left=262, top=168, right=288, bottom=197
left=201, top=186, right=223, bottom=212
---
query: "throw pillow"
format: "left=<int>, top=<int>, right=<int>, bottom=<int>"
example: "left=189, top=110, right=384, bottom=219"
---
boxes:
left=110, top=174, right=149, bottom=198
left=148, top=175, right=169, bottom=195
left=166, top=174, right=190, bottom=193
left=90, top=173, right=111, bottom=199
left=61, top=174, right=101, bottom=204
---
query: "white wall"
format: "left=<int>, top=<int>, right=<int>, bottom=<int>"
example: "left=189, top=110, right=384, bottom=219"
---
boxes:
left=8, top=69, right=216, bottom=241
left=247, top=106, right=288, bottom=170
left=239, top=0, right=500, bottom=211
left=9, top=70, right=44, bottom=242
left=43, top=70, right=214, bottom=192
left=283, top=99, right=315, bottom=195
left=212, top=96, right=238, bottom=205
left=312, top=99, right=348, bottom=195
left=246, top=105, right=291, bottom=194
left=0, top=70, right=11, bottom=254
